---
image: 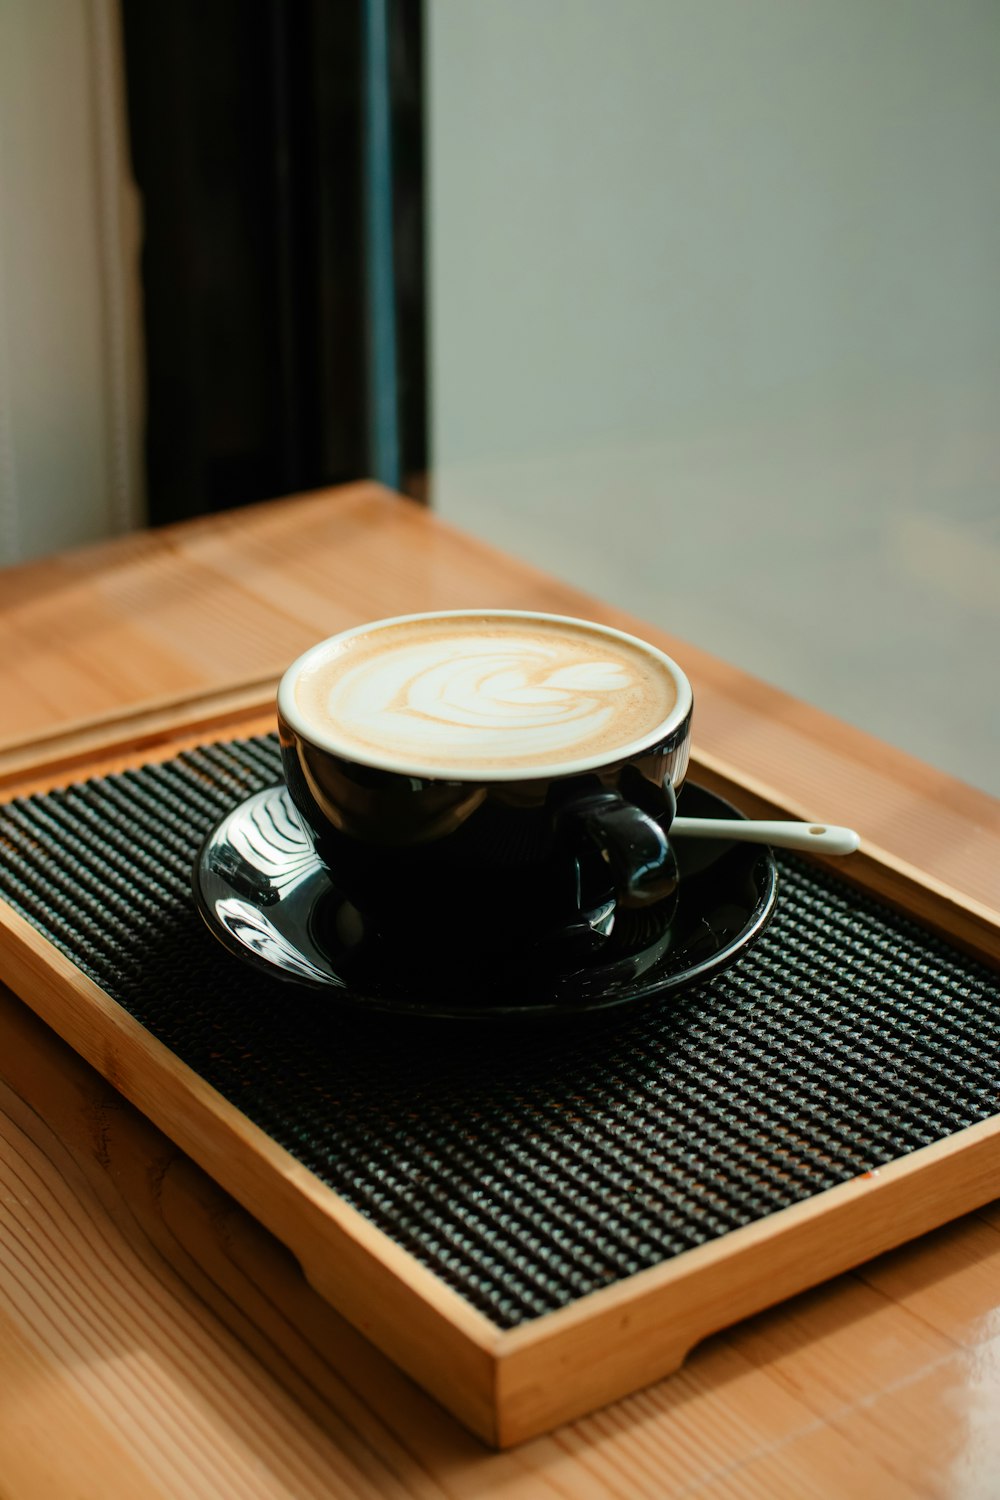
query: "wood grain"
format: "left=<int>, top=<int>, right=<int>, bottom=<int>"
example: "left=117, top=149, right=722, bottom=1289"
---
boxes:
left=0, top=991, right=422, bottom=1500
left=0, top=903, right=503, bottom=1442
left=3, top=675, right=1000, bottom=1443
left=5, top=984, right=1000, bottom=1498
left=2, top=675, right=999, bottom=1442
left=3, top=846, right=998, bottom=1449
left=1, top=482, right=999, bottom=1492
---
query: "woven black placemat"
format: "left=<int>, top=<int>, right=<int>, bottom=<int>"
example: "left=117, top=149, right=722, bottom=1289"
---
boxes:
left=0, top=736, right=997, bottom=1330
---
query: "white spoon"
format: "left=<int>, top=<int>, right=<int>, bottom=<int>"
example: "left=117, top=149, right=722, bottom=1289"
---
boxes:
left=670, top=818, right=860, bottom=855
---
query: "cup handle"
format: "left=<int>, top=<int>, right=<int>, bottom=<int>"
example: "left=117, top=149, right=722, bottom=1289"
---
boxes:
left=555, top=789, right=679, bottom=909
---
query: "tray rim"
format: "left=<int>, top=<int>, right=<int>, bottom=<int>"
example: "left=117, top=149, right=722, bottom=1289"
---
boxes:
left=1, top=703, right=998, bottom=1448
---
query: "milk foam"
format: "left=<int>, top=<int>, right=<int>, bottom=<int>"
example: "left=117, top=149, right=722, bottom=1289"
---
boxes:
left=291, top=616, right=679, bottom=772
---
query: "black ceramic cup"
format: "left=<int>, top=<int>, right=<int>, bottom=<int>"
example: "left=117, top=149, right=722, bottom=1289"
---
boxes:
left=276, top=610, right=693, bottom=961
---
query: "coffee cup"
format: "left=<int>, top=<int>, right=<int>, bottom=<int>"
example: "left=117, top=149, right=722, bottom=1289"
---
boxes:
left=276, top=610, right=693, bottom=960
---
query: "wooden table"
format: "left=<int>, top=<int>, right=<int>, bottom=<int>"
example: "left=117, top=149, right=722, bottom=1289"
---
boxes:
left=1, top=483, right=998, bottom=1498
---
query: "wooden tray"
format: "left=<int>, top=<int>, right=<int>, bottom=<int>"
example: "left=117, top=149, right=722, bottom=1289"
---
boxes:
left=0, top=687, right=998, bottom=1450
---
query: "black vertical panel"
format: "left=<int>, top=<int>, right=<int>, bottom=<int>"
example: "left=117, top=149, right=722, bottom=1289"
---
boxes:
left=308, top=0, right=368, bottom=487
left=120, top=0, right=425, bottom=525
left=391, top=0, right=427, bottom=498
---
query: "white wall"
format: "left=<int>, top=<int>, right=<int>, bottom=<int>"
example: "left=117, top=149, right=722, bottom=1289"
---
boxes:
left=0, top=0, right=145, bottom=565
left=427, top=0, right=1000, bottom=793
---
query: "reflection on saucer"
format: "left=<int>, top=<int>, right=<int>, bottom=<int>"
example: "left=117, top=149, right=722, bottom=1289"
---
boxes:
left=193, top=784, right=778, bottom=1020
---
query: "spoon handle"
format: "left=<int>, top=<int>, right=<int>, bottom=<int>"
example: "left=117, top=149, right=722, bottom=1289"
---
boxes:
left=670, top=818, right=860, bottom=855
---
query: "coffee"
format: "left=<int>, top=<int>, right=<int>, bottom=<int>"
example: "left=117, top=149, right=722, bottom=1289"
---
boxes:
left=289, top=613, right=680, bottom=775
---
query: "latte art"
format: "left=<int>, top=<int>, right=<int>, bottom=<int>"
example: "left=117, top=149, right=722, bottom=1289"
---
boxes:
left=290, top=615, right=680, bottom=774
left=345, top=644, right=632, bottom=758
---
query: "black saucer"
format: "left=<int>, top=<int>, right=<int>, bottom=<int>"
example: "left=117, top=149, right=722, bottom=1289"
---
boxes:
left=192, top=783, right=778, bottom=1019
